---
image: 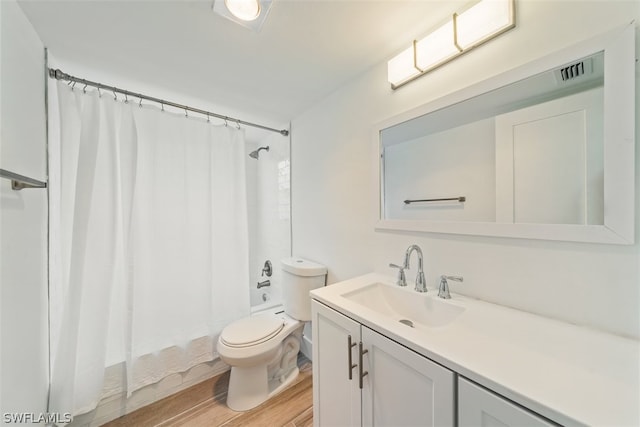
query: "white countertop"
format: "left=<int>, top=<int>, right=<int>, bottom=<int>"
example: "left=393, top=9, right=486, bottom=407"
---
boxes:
left=311, top=273, right=640, bottom=426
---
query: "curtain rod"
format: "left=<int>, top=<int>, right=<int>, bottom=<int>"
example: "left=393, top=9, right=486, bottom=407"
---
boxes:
left=48, top=68, right=289, bottom=137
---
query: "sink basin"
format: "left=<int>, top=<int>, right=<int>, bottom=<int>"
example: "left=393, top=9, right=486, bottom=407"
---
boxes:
left=342, top=282, right=465, bottom=328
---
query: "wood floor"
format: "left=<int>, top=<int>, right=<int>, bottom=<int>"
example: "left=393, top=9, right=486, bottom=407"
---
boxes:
left=103, top=356, right=313, bottom=427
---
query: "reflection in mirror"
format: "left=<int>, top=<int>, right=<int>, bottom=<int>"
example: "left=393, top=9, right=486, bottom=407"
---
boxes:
left=382, top=52, right=604, bottom=226
left=375, top=23, right=635, bottom=244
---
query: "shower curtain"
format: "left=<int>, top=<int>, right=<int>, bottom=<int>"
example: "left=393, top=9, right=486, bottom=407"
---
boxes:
left=48, top=82, right=250, bottom=416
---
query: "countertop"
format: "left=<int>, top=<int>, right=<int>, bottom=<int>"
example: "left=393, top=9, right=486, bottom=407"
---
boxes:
left=310, top=272, right=640, bottom=426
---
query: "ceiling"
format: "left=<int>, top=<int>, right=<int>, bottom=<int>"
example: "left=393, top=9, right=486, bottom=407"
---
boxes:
left=18, top=0, right=465, bottom=124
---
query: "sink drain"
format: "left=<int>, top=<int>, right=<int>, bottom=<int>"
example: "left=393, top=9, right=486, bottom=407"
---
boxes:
left=399, top=319, right=414, bottom=328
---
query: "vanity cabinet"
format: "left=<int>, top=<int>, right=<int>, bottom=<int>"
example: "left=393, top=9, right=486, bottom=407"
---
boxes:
left=312, top=300, right=455, bottom=427
left=311, top=272, right=639, bottom=426
left=458, top=378, right=556, bottom=427
left=311, top=300, right=362, bottom=427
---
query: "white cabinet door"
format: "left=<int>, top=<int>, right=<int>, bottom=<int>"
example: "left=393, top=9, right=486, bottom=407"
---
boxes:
left=312, top=301, right=362, bottom=427
left=458, top=377, right=556, bottom=427
left=361, top=326, right=455, bottom=427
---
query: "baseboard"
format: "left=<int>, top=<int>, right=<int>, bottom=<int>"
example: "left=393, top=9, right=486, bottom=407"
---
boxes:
left=300, top=334, right=313, bottom=361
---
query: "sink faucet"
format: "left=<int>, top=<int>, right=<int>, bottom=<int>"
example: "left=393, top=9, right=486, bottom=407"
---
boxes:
left=404, top=245, right=427, bottom=292
left=438, top=275, right=463, bottom=299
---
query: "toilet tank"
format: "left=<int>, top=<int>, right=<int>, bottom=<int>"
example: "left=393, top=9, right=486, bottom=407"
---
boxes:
left=281, top=258, right=327, bottom=321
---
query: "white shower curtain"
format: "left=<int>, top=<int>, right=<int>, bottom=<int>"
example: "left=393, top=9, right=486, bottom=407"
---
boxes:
left=49, top=81, right=250, bottom=416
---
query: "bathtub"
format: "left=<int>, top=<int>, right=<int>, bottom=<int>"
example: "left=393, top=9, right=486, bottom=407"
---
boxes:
left=250, top=299, right=282, bottom=315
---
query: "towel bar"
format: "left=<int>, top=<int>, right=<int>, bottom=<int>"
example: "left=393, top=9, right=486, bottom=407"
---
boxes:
left=0, top=169, right=47, bottom=190
left=404, top=196, right=465, bottom=204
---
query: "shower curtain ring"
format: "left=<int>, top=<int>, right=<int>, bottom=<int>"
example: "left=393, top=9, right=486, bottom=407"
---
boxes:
left=161, top=102, right=164, bottom=112
left=97, top=87, right=102, bottom=98
left=112, top=89, right=118, bottom=101
left=207, top=113, right=210, bottom=123
left=236, top=120, right=241, bottom=129
left=185, top=108, right=188, bottom=118
left=139, top=97, right=143, bottom=108
left=224, top=119, right=228, bottom=127
left=83, top=84, right=87, bottom=93
left=71, top=82, right=76, bottom=90
left=124, top=93, right=129, bottom=104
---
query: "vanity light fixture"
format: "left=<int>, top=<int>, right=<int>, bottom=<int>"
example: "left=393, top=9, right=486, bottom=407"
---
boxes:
left=212, top=0, right=273, bottom=31
left=388, top=0, right=515, bottom=89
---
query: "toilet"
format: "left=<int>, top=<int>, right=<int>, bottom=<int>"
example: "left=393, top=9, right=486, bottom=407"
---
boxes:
left=217, top=257, right=327, bottom=411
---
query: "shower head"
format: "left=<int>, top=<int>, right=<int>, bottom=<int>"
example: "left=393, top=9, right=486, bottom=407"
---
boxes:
left=249, top=146, right=269, bottom=159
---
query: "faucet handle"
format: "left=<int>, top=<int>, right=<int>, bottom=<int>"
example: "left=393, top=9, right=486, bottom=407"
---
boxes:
left=438, top=275, right=463, bottom=299
left=261, top=260, right=273, bottom=277
left=389, top=263, right=407, bottom=287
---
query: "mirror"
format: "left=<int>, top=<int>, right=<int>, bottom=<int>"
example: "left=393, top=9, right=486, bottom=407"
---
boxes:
left=374, top=24, right=635, bottom=244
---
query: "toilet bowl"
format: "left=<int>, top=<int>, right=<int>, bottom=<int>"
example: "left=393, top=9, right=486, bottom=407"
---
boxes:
left=217, top=309, right=303, bottom=411
left=217, top=258, right=327, bottom=411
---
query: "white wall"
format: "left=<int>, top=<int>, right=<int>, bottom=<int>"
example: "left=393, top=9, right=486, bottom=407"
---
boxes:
left=0, top=0, right=49, bottom=421
left=291, top=1, right=640, bottom=339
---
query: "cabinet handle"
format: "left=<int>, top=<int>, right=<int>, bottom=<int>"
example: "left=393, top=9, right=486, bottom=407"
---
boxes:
left=347, top=335, right=357, bottom=380
left=358, top=342, right=368, bottom=389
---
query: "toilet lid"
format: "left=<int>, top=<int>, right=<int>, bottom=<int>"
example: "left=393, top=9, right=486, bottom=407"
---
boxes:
left=221, top=315, right=285, bottom=348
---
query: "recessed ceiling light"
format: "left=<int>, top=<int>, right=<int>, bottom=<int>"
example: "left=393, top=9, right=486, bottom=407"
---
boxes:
left=212, top=0, right=273, bottom=32
left=224, top=0, right=261, bottom=22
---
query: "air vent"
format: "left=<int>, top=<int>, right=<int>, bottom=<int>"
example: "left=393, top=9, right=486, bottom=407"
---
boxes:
left=554, top=58, right=593, bottom=83
left=560, top=62, right=585, bottom=80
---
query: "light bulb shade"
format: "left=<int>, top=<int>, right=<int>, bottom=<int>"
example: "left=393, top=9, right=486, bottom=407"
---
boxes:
left=386, top=0, right=515, bottom=89
left=224, top=0, right=261, bottom=22
left=456, top=0, right=514, bottom=50
left=213, top=0, right=273, bottom=32
left=415, top=20, right=459, bottom=72
left=387, top=45, right=421, bottom=86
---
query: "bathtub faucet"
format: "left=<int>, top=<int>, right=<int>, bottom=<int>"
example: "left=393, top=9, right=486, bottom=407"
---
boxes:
left=257, top=279, right=271, bottom=289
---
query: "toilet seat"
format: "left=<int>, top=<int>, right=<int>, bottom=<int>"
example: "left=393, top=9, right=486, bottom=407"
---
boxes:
left=220, top=315, right=285, bottom=348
